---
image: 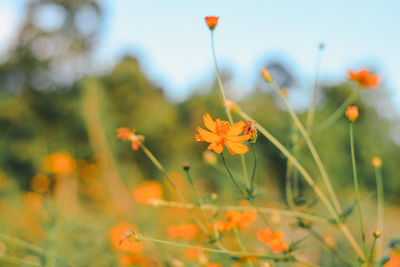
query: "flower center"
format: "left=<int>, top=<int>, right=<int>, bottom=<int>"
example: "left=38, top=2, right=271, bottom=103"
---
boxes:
left=215, top=120, right=230, bottom=136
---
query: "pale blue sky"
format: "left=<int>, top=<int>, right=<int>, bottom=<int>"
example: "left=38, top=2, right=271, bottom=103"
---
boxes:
left=1, top=0, right=399, bottom=106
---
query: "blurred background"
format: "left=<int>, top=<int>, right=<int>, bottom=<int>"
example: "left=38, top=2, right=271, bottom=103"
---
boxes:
left=0, top=0, right=399, bottom=266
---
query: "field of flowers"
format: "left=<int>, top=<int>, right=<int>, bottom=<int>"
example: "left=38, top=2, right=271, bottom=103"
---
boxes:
left=1, top=3, right=400, bottom=267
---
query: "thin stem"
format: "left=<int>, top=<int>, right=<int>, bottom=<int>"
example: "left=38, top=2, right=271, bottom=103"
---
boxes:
left=314, top=91, right=359, bottom=132
left=238, top=110, right=364, bottom=258
left=233, top=227, right=255, bottom=267
left=250, top=143, right=257, bottom=194
left=210, top=31, right=250, bottom=191
left=142, top=235, right=293, bottom=261
left=150, top=199, right=328, bottom=223
left=139, top=143, right=209, bottom=234
left=0, top=233, right=46, bottom=255
left=271, top=81, right=343, bottom=215
left=369, top=235, right=378, bottom=267
left=309, top=230, right=358, bottom=267
left=374, top=165, right=384, bottom=256
left=285, top=159, right=297, bottom=209
left=0, top=254, right=41, bottom=267
left=221, top=152, right=246, bottom=198
left=350, top=123, right=367, bottom=256
left=306, top=43, right=324, bottom=130
left=184, top=168, right=215, bottom=239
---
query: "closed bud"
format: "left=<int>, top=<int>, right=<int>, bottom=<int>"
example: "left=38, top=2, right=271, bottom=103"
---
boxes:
left=182, top=162, right=190, bottom=171
left=260, top=67, right=273, bottom=83
left=371, top=157, right=382, bottom=168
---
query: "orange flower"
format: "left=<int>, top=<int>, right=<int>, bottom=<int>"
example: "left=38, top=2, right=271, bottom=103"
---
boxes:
left=257, top=227, right=289, bottom=254
left=196, top=113, right=250, bottom=155
left=205, top=16, right=219, bottom=30
left=345, top=105, right=359, bottom=122
left=371, top=156, right=382, bottom=168
left=42, top=152, right=76, bottom=175
left=210, top=220, right=228, bottom=232
left=206, top=263, right=222, bottom=267
left=108, top=221, right=142, bottom=253
left=348, top=68, right=380, bottom=89
left=384, top=254, right=400, bottom=267
left=116, top=128, right=144, bottom=150
left=168, top=223, right=198, bottom=239
left=132, top=180, right=163, bottom=204
left=225, top=210, right=258, bottom=230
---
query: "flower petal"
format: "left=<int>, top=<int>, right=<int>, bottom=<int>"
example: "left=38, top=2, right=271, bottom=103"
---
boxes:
left=226, top=134, right=251, bottom=142
left=227, top=121, right=245, bottom=136
left=203, top=113, right=216, bottom=132
left=208, top=142, right=223, bottom=154
left=225, top=141, right=249, bottom=155
left=196, top=127, right=220, bottom=143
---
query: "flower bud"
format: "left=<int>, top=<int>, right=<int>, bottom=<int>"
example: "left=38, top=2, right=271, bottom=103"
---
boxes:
left=260, top=67, right=273, bottom=83
left=205, top=16, right=219, bottom=31
left=345, top=105, right=359, bottom=122
left=371, top=157, right=382, bottom=168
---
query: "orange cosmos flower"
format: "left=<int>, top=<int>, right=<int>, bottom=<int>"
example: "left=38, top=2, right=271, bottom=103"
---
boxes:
left=168, top=223, right=198, bottom=239
left=348, top=68, right=380, bottom=89
left=257, top=227, right=289, bottom=254
left=206, top=263, right=222, bottom=267
left=196, top=113, right=250, bottom=155
left=117, top=127, right=144, bottom=150
left=42, top=152, right=76, bottom=175
left=205, top=16, right=219, bottom=30
left=132, top=180, right=163, bottom=204
left=345, top=105, right=359, bottom=122
left=384, top=254, right=400, bottom=267
left=108, top=221, right=142, bottom=253
left=225, top=210, right=258, bottom=230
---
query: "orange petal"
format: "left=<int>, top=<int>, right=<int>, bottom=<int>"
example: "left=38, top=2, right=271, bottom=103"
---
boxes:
left=196, top=127, right=220, bottom=143
left=225, top=141, right=248, bottom=155
left=208, top=142, right=223, bottom=154
left=203, top=113, right=216, bottom=132
left=226, top=134, right=250, bottom=142
left=227, top=121, right=245, bottom=136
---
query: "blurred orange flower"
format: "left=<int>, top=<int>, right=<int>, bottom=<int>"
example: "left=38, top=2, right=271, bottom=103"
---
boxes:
left=108, top=221, right=142, bottom=253
left=132, top=180, right=163, bottom=204
left=196, top=113, right=250, bottom=155
left=348, top=68, right=380, bottom=89
left=257, top=227, right=289, bottom=254
left=384, top=254, right=400, bottom=267
left=42, top=152, right=76, bottom=175
left=225, top=210, right=258, bottom=230
left=168, top=223, right=198, bottom=239
left=117, top=127, right=144, bottom=150
left=31, top=174, right=50, bottom=193
left=371, top=156, right=382, bottom=168
left=205, top=16, right=219, bottom=30
left=206, top=263, right=222, bottom=267
left=345, top=105, right=359, bottom=122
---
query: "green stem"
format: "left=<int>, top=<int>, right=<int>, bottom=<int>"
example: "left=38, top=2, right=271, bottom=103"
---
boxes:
left=184, top=168, right=215, bottom=239
left=139, top=143, right=209, bottom=234
left=315, top=91, right=359, bottom=132
left=233, top=227, right=255, bottom=267
left=306, top=43, right=324, bottom=130
left=250, top=143, right=257, bottom=194
left=0, top=254, right=41, bottom=267
left=210, top=30, right=251, bottom=192
left=142, top=235, right=292, bottom=261
left=238, top=110, right=364, bottom=258
left=375, top=165, right=384, bottom=256
left=0, top=233, right=46, bottom=255
left=151, top=199, right=328, bottom=223
left=221, top=152, right=246, bottom=198
left=369, top=235, right=378, bottom=267
left=349, top=123, right=367, bottom=256
left=271, top=81, right=343, bottom=215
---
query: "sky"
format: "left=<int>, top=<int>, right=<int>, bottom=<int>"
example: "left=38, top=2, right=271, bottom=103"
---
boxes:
left=1, top=0, right=400, bottom=106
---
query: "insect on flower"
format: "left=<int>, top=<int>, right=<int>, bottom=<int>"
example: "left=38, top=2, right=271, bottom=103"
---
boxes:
left=196, top=113, right=251, bottom=155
